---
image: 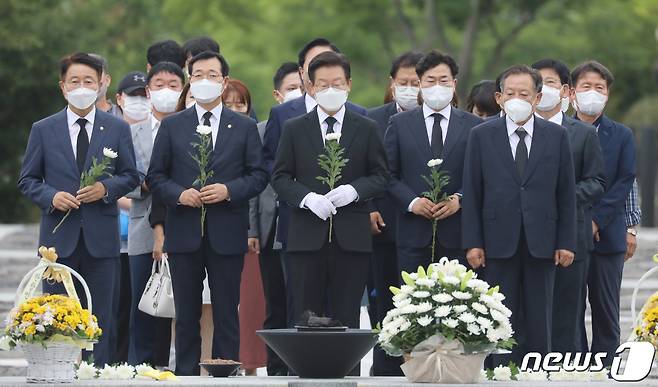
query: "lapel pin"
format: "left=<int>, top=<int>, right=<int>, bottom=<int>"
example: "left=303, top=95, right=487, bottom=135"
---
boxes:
left=227, top=124, right=232, bottom=129
left=100, top=126, right=104, bottom=131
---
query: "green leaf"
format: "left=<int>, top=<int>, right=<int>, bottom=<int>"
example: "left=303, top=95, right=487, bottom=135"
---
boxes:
left=389, top=286, right=400, bottom=295
left=401, top=271, right=414, bottom=286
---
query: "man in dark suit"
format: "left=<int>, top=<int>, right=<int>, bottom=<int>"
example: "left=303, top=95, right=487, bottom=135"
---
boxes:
left=386, top=50, right=482, bottom=272
left=262, top=38, right=367, bottom=326
left=367, top=51, right=422, bottom=376
left=462, top=65, right=576, bottom=364
left=272, top=51, right=388, bottom=332
left=571, top=61, right=635, bottom=366
left=531, top=59, right=606, bottom=354
left=147, top=51, right=268, bottom=375
left=18, top=52, right=139, bottom=366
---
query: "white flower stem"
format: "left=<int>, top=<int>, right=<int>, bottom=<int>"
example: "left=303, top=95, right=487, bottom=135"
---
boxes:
left=431, top=219, right=437, bottom=262
left=200, top=204, right=206, bottom=237
left=52, top=209, right=72, bottom=234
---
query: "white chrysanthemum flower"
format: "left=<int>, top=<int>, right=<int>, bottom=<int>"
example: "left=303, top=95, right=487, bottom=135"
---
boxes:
left=517, top=369, right=548, bottom=381
left=442, top=275, right=460, bottom=285
left=426, top=159, right=443, bottom=167
left=432, top=293, right=453, bottom=303
left=135, top=363, right=155, bottom=375
left=480, top=369, right=488, bottom=382
left=417, top=315, right=433, bottom=327
left=453, top=305, right=468, bottom=314
left=490, top=309, right=507, bottom=323
left=399, top=320, right=411, bottom=332
left=325, top=133, right=341, bottom=141
left=115, top=363, right=135, bottom=380
left=415, top=302, right=432, bottom=314
left=492, top=365, right=512, bottom=381
left=479, top=294, right=495, bottom=306
left=392, top=292, right=408, bottom=303
left=466, top=279, right=489, bottom=293
left=196, top=124, right=212, bottom=135
left=103, top=147, right=118, bottom=159
left=398, top=304, right=418, bottom=315
left=471, top=302, right=488, bottom=314
left=98, top=364, right=119, bottom=379
left=412, top=291, right=431, bottom=299
left=400, top=285, right=415, bottom=294
left=394, top=298, right=412, bottom=308
left=451, top=291, right=472, bottom=300
left=434, top=305, right=451, bottom=318
left=42, top=311, right=54, bottom=325
left=477, top=317, right=493, bottom=330
left=443, top=318, right=458, bottom=328
left=76, top=361, right=98, bottom=380
left=466, top=323, right=480, bottom=335
left=415, top=277, right=435, bottom=287
left=492, top=292, right=506, bottom=302
left=458, top=312, right=476, bottom=324
left=486, top=328, right=500, bottom=343
left=494, top=324, right=514, bottom=340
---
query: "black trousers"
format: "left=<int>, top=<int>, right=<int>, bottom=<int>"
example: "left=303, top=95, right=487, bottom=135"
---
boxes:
left=552, top=251, right=589, bottom=353
left=258, top=227, right=288, bottom=375
left=397, top=242, right=466, bottom=274
left=110, top=252, right=131, bottom=364
left=169, top=236, right=244, bottom=375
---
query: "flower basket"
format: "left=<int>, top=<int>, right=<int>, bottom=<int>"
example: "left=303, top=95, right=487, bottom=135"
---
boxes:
left=2, top=248, right=100, bottom=384
left=630, top=265, right=658, bottom=378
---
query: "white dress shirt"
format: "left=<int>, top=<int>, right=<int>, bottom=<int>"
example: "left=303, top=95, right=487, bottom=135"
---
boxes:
left=535, top=110, right=563, bottom=126
left=317, top=105, right=346, bottom=143
left=195, top=103, right=223, bottom=148
left=506, top=114, right=534, bottom=160
left=304, top=93, right=317, bottom=113
left=423, top=103, right=451, bottom=146
left=66, top=107, right=96, bottom=158
left=149, top=113, right=161, bottom=143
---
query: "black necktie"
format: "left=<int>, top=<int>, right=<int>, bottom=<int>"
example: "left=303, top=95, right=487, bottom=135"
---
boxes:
left=325, top=116, right=337, bottom=135
left=202, top=111, right=213, bottom=148
left=76, top=118, right=89, bottom=172
left=430, top=113, right=444, bottom=157
left=515, top=127, right=528, bottom=177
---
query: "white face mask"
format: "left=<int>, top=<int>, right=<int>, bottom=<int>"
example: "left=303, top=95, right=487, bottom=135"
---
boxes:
left=575, top=90, right=607, bottom=116
left=122, top=95, right=151, bottom=122
left=504, top=98, right=534, bottom=124
left=282, top=88, right=303, bottom=103
left=150, top=88, right=181, bottom=113
left=536, top=85, right=561, bottom=112
left=561, top=97, right=570, bottom=113
left=66, top=87, right=98, bottom=110
left=394, top=85, right=420, bottom=111
left=315, top=87, right=348, bottom=112
left=190, top=79, right=223, bottom=104
left=421, top=84, right=453, bottom=111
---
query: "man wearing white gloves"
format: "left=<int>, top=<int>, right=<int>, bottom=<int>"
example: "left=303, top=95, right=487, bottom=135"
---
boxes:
left=272, top=51, right=389, bottom=330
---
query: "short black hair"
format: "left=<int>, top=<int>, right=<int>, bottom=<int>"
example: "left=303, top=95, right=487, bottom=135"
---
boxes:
left=308, top=51, right=350, bottom=83
left=466, top=80, right=500, bottom=117
left=298, top=37, right=340, bottom=67
left=416, top=50, right=459, bottom=79
left=571, top=60, right=614, bottom=88
left=89, top=53, right=109, bottom=73
left=182, top=36, right=220, bottom=58
left=273, top=62, right=300, bottom=90
left=147, top=40, right=186, bottom=68
left=390, top=51, right=423, bottom=78
left=147, top=61, right=185, bottom=84
left=531, top=58, right=571, bottom=86
left=59, top=52, right=103, bottom=80
left=188, top=51, right=230, bottom=77
left=497, top=64, right=543, bottom=93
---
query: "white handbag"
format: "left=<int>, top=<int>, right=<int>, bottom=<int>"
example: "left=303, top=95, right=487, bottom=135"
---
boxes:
left=138, top=255, right=176, bottom=318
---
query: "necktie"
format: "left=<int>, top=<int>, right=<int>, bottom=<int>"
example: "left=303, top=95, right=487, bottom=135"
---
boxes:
left=76, top=118, right=89, bottom=172
left=325, top=116, right=337, bottom=135
left=202, top=111, right=213, bottom=148
left=430, top=113, right=443, bottom=158
left=515, top=127, right=528, bottom=177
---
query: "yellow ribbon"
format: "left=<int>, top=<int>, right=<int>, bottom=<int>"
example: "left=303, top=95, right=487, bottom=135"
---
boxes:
left=18, top=247, right=80, bottom=307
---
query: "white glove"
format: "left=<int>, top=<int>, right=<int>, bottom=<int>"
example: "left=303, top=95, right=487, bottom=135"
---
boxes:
left=303, top=192, right=336, bottom=220
left=325, top=185, right=359, bottom=208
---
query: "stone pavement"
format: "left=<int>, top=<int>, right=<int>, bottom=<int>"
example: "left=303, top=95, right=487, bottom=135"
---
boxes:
left=0, top=224, right=657, bottom=379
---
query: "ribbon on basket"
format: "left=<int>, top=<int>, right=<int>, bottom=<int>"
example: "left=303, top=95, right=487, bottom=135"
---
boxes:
left=400, top=334, right=489, bottom=383
left=17, top=247, right=79, bottom=307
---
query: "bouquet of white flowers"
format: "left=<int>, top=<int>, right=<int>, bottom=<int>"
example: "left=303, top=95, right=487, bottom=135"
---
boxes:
left=377, top=257, right=515, bottom=383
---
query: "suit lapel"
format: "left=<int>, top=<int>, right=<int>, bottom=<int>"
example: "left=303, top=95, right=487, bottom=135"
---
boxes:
left=490, top=118, right=521, bottom=184
left=522, top=120, right=547, bottom=183
left=54, top=109, right=78, bottom=173
left=409, top=108, right=433, bottom=160
left=214, top=108, right=236, bottom=155
left=596, top=116, right=612, bottom=151
left=305, top=108, right=325, bottom=157
left=339, top=109, right=359, bottom=151
left=85, top=111, right=108, bottom=170
left=441, top=107, right=465, bottom=160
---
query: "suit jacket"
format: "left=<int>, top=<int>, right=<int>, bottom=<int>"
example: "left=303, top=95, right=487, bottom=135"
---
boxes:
left=271, top=108, right=389, bottom=253
left=146, top=106, right=268, bottom=255
left=126, top=118, right=156, bottom=256
left=590, top=115, right=636, bottom=254
left=18, top=108, right=139, bottom=258
left=461, top=116, right=577, bottom=258
left=385, top=106, right=483, bottom=250
left=367, top=102, right=399, bottom=244
left=248, top=121, right=279, bottom=248
left=263, top=95, right=368, bottom=245
left=561, top=115, right=606, bottom=257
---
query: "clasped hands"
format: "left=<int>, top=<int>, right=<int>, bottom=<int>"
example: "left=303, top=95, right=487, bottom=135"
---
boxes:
left=52, top=182, right=107, bottom=211
left=411, top=195, right=460, bottom=220
left=178, top=184, right=229, bottom=207
left=305, top=185, right=358, bottom=220
left=466, top=248, right=574, bottom=269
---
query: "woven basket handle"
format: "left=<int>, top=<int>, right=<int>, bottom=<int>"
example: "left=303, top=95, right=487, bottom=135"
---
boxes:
left=14, top=261, right=93, bottom=314
left=630, top=265, right=658, bottom=330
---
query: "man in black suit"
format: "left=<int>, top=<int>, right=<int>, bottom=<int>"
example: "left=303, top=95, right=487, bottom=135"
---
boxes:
left=385, top=50, right=482, bottom=272
left=531, top=59, right=606, bottom=354
left=462, top=65, right=576, bottom=364
left=272, top=51, right=388, bottom=331
left=147, top=51, right=268, bottom=375
left=367, top=51, right=422, bottom=376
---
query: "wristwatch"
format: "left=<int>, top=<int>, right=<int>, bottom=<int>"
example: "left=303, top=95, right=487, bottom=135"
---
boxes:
left=627, top=227, right=637, bottom=236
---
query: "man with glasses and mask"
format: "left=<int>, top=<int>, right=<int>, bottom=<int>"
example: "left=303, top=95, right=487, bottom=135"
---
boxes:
left=147, top=51, right=268, bottom=376
left=18, top=52, right=139, bottom=366
left=462, top=65, right=576, bottom=364
left=385, top=50, right=482, bottom=273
